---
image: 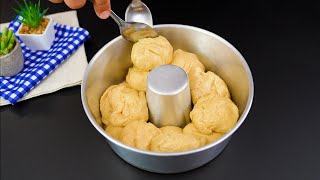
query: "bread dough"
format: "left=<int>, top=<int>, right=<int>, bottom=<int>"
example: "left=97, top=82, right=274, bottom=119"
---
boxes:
left=105, top=125, right=124, bottom=140
left=183, top=123, right=223, bottom=145
left=123, top=26, right=158, bottom=43
left=150, top=131, right=201, bottom=152
left=100, top=82, right=148, bottom=126
left=189, top=68, right=230, bottom=104
left=98, top=35, right=239, bottom=153
left=131, top=36, right=173, bottom=71
left=120, top=121, right=160, bottom=150
left=160, top=126, right=183, bottom=133
left=171, top=49, right=205, bottom=74
left=190, top=94, right=239, bottom=134
left=126, top=67, right=149, bottom=92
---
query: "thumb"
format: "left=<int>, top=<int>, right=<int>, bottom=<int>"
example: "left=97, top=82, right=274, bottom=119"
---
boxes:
left=93, top=0, right=111, bottom=19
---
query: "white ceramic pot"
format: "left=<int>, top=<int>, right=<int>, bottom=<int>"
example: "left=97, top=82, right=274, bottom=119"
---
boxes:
left=16, top=17, right=55, bottom=51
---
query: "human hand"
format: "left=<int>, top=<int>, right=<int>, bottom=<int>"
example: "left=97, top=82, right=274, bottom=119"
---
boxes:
left=49, top=0, right=111, bottom=19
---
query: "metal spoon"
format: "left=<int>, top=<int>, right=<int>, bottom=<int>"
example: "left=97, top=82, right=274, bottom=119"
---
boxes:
left=110, top=11, right=158, bottom=43
left=125, top=0, right=153, bottom=26
left=89, top=0, right=158, bottom=43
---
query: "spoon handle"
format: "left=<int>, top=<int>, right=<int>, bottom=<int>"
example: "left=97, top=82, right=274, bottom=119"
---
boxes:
left=110, top=10, right=125, bottom=27
left=88, top=0, right=125, bottom=27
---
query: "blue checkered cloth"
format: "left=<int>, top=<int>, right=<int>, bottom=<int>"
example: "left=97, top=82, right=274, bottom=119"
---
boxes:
left=0, top=17, right=90, bottom=105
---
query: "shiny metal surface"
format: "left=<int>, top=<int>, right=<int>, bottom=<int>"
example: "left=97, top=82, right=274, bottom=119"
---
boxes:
left=146, top=65, right=192, bottom=128
left=81, top=24, right=254, bottom=173
left=109, top=11, right=158, bottom=43
left=108, top=136, right=231, bottom=173
left=125, top=0, right=153, bottom=26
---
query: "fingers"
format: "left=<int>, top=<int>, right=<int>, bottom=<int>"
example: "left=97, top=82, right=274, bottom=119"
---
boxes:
left=93, top=0, right=111, bottom=19
left=49, top=0, right=64, bottom=3
left=64, top=0, right=87, bottom=9
left=48, top=0, right=111, bottom=19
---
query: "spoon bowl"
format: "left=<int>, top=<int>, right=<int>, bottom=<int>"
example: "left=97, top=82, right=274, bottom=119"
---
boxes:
left=121, top=21, right=158, bottom=42
left=125, top=0, right=153, bottom=26
left=109, top=11, right=158, bottom=43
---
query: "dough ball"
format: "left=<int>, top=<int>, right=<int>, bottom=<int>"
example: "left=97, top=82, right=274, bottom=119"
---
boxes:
left=120, top=121, right=160, bottom=150
left=189, top=68, right=230, bottom=104
left=190, top=94, right=239, bottom=134
left=100, top=82, right=148, bottom=126
left=160, top=126, right=183, bottom=133
left=99, top=84, right=116, bottom=126
left=131, top=36, right=173, bottom=71
left=171, top=49, right=205, bottom=74
left=183, top=123, right=223, bottom=145
left=105, top=125, right=124, bottom=140
left=150, top=131, right=201, bottom=152
left=123, top=27, right=158, bottom=43
left=126, top=67, right=149, bottom=92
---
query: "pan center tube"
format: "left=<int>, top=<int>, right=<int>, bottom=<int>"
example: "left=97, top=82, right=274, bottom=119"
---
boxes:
left=146, top=64, right=192, bottom=128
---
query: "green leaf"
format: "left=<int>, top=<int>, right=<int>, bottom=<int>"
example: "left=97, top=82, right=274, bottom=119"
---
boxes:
left=14, top=0, right=48, bottom=28
left=41, top=8, right=49, bottom=18
left=0, top=49, right=9, bottom=55
left=7, top=43, right=13, bottom=51
left=0, top=39, right=5, bottom=50
left=7, top=30, right=13, bottom=43
left=13, top=8, right=22, bottom=17
left=9, top=34, right=15, bottom=45
left=38, top=0, right=41, bottom=11
left=2, top=27, right=8, bottom=39
left=15, top=1, right=25, bottom=13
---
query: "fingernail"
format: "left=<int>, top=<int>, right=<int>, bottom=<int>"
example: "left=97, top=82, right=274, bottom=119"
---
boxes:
left=99, top=11, right=110, bottom=19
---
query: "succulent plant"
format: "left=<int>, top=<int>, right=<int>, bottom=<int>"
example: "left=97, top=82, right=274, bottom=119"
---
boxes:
left=0, top=27, right=16, bottom=56
left=14, top=0, right=48, bottom=28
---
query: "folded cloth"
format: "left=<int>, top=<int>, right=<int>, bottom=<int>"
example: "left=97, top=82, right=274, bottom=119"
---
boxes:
left=0, top=14, right=90, bottom=105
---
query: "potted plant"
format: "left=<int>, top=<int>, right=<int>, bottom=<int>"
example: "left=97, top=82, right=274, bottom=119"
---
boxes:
left=15, top=0, right=55, bottom=51
left=0, top=27, right=24, bottom=77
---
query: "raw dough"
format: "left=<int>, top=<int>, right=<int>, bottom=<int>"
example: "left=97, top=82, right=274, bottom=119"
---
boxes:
left=126, top=67, right=149, bottom=92
left=105, top=125, right=124, bottom=140
left=120, top=121, right=160, bottom=150
left=98, top=35, right=241, bottom=153
left=171, top=49, right=205, bottom=74
left=183, top=123, right=223, bottom=145
left=150, top=131, right=201, bottom=152
left=190, top=94, right=239, bottom=134
left=189, top=68, right=230, bottom=104
left=160, top=126, right=183, bottom=133
left=131, top=36, right=173, bottom=71
left=100, top=82, right=148, bottom=126
left=123, top=26, right=158, bottom=43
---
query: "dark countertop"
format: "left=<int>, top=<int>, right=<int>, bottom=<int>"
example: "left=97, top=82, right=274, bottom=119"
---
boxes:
left=1, top=0, right=320, bottom=179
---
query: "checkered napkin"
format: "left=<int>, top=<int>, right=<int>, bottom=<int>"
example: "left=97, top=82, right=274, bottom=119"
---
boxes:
left=0, top=17, right=90, bottom=105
